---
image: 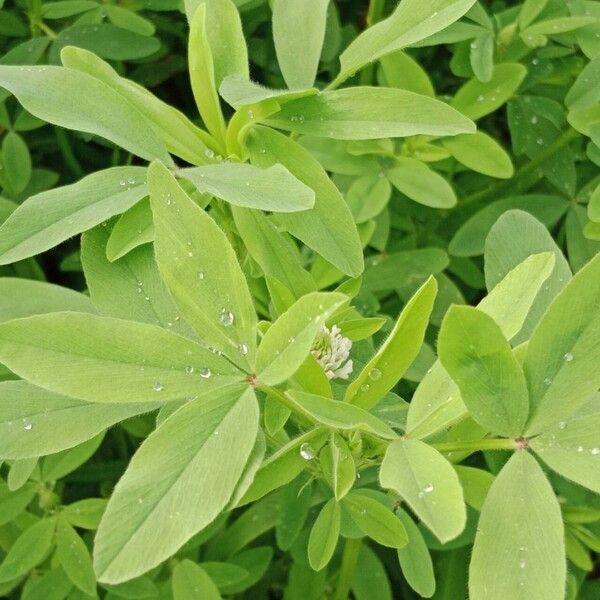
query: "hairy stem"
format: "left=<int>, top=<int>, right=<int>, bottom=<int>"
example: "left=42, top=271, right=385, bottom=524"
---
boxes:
left=432, top=437, right=520, bottom=453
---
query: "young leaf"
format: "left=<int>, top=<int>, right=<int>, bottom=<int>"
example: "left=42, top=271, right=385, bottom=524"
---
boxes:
left=0, top=518, right=56, bottom=582
left=442, top=131, right=513, bottom=178
left=148, top=161, right=257, bottom=368
left=56, top=517, right=96, bottom=595
left=0, top=312, right=242, bottom=403
left=276, top=476, right=313, bottom=551
left=286, top=390, right=397, bottom=439
left=469, top=451, right=565, bottom=600
left=0, top=278, right=95, bottom=322
left=7, top=458, right=37, bottom=491
left=352, top=545, right=393, bottom=600
left=172, top=560, right=221, bottom=600
left=438, top=306, right=529, bottom=437
left=338, top=0, right=477, bottom=83
left=0, top=381, right=157, bottom=459
left=246, top=125, right=363, bottom=277
left=308, top=498, right=340, bottom=571
left=94, top=385, right=258, bottom=583
left=255, top=292, right=346, bottom=385
left=343, top=492, right=408, bottom=548
left=266, top=87, right=475, bottom=139
left=346, top=276, right=437, bottom=410
left=523, top=253, right=600, bottom=434
left=0, top=167, right=147, bottom=265
left=380, top=439, right=466, bottom=543
left=0, top=66, right=171, bottom=163
left=386, top=158, right=456, bottom=208
left=321, top=434, right=356, bottom=500
left=2, top=131, right=31, bottom=195
left=181, top=163, right=314, bottom=212
left=272, top=0, right=328, bottom=89
left=105, top=198, right=153, bottom=261
left=396, top=509, right=436, bottom=598
left=530, top=396, right=600, bottom=494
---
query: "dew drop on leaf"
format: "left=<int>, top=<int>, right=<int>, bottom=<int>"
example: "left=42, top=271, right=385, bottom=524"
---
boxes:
left=185, top=366, right=194, bottom=374
left=563, top=352, right=574, bottom=362
left=220, top=310, right=235, bottom=326
left=200, top=368, right=212, bottom=379
left=153, top=382, right=164, bottom=392
left=369, top=368, right=382, bottom=381
left=300, top=443, right=315, bottom=460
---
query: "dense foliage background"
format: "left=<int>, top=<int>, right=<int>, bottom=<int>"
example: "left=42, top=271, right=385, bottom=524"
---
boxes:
left=0, top=0, right=599, bottom=598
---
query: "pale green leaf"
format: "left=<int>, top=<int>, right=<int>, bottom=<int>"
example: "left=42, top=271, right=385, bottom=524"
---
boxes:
left=0, top=66, right=171, bottom=163
left=148, top=161, right=257, bottom=369
left=443, top=131, right=513, bottom=178
left=272, top=0, right=328, bottom=89
left=105, top=198, right=154, bottom=261
left=0, top=312, right=242, bottom=403
left=0, top=167, right=147, bottom=265
left=380, top=439, right=466, bottom=543
left=266, top=87, right=475, bottom=139
left=308, top=498, right=340, bottom=571
left=0, top=380, right=157, bottom=459
left=346, top=277, right=437, bottom=410
left=438, top=305, right=529, bottom=437
left=523, top=253, right=600, bottom=434
left=469, top=451, right=565, bottom=600
left=219, top=74, right=316, bottom=108
left=94, top=385, right=258, bottom=583
left=181, top=163, right=314, bottom=212
left=56, top=517, right=96, bottom=595
left=172, top=560, right=221, bottom=600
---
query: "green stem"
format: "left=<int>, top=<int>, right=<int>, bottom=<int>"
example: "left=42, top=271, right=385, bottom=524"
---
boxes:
left=367, top=0, right=386, bottom=26
left=333, top=537, right=362, bottom=600
left=460, top=127, right=580, bottom=209
left=432, top=438, right=519, bottom=453
left=256, top=384, right=317, bottom=426
left=55, top=129, right=83, bottom=179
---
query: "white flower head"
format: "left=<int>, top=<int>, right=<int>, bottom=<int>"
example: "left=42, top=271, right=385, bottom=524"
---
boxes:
left=311, top=324, right=353, bottom=380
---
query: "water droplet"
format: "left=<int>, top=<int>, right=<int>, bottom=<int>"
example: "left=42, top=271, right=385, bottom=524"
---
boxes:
left=119, top=180, right=126, bottom=186
left=477, top=94, right=485, bottom=102
left=592, top=447, right=600, bottom=455
left=239, top=343, right=248, bottom=355
left=558, top=421, right=567, bottom=430
left=360, top=383, right=370, bottom=392
left=424, top=483, right=434, bottom=493
left=204, top=148, right=215, bottom=159
left=213, top=430, right=219, bottom=436
left=247, top=109, right=254, bottom=119
left=185, top=366, right=194, bottom=374
left=153, top=382, right=164, bottom=392
left=563, top=352, right=573, bottom=362
left=519, top=558, right=526, bottom=569
left=23, top=419, right=32, bottom=431
left=220, top=310, right=234, bottom=327
left=531, top=115, right=538, bottom=124
left=577, top=446, right=584, bottom=453
left=197, top=271, right=205, bottom=280
left=300, top=443, right=315, bottom=460
left=536, top=138, right=544, bottom=145
left=200, top=368, right=212, bottom=379
left=543, top=377, right=552, bottom=386
left=369, top=368, right=382, bottom=381
left=127, top=177, right=136, bottom=185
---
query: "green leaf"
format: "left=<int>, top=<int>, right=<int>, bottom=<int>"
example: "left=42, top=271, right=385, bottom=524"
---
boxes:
left=351, top=545, right=392, bottom=600
left=62, top=499, right=107, bottom=530
left=338, top=0, right=477, bottom=83
left=276, top=476, right=312, bottom=551
left=181, top=163, right=314, bottom=212
left=188, top=5, right=226, bottom=145
left=0, top=66, right=171, bottom=162
left=379, top=50, right=434, bottom=97
left=386, top=158, right=456, bottom=208
left=255, top=292, right=346, bottom=385
left=0, top=481, right=37, bottom=526
left=438, top=305, right=529, bottom=437
left=518, top=0, right=549, bottom=30
left=347, top=173, right=391, bottom=222
left=266, top=87, right=475, bottom=139
left=0, top=167, right=147, bottom=264
left=443, top=131, right=513, bottom=178
left=94, top=385, right=258, bottom=583
left=21, top=567, right=73, bottom=600
left=380, top=439, right=466, bottom=543
left=172, top=560, right=222, bottom=600
left=61, top=46, right=217, bottom=165
left=454, top=466, right=494, bottom=511
left=41, top=434, right=103, bottom=481
left=56, top=517, right=96, bottom=595
left=0, top=312, right=242, bottom=403
left=0, top=380, right=157, bottom=459
left=272, top=0, right=328, bottom=89
left=308, top=498, right=340, bottom=571
left=450, top=195, right=568, bottom=257
left=451, top=63, right=527, bottom=120
left=246, top=125, right=363, bottom=277
left=286, top=390, right=397, bottom=439
left=484, top=210, right=572, bottom=345
left=469, top=30, right=494, bottom=82
left=148, top=161, right=257, bottom=369
left=566, top=55, right=600, bottom=111
left=7, top=457, right=37, bottom=491
left=0, top=278, right=94, bottom=322
left=343, top=492, right=408, bottom=548
left=0, top=518, right=56, bottom=582
left=396, top=509, right=436, bottom=598
left=1, top=131, right=31, bottom=195
left=321, top=434, right=355, bottom=500
left=530, top=396, right=600, bottom=494
left=469, top=451, right=565, bottom=600
left=521, top=16, right=595, bottom=47
left=231, top=207, right=315, bottom=298
left=105, top=198, right=153, bottom=261
left=346, top=276, right=437, bottom=410
left=523, top=253, right=600, bottom=434
left=82, top=226, right=194, bottom=337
